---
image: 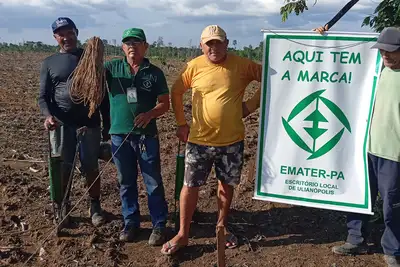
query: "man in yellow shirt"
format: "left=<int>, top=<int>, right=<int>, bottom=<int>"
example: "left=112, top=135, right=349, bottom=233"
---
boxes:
left=161, top=24, right=262, bottom=255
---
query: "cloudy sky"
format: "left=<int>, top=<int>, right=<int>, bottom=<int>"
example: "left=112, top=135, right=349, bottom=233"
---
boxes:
left=0, top=0, right=379, bottom=48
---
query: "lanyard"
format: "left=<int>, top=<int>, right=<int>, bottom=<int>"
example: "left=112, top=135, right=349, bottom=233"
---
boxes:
left=117, top=66, right=138, bottom=94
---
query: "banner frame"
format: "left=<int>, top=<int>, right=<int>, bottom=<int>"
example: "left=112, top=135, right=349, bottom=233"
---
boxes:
left=253, top=30, right=383, bottom=214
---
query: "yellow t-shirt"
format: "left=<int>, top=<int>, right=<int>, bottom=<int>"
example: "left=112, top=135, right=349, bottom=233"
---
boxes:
left=171, top=53, right=262, bottom=146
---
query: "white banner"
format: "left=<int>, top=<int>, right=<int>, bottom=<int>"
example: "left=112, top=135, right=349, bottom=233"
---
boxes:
left=253, top=30, right=383, bottom=215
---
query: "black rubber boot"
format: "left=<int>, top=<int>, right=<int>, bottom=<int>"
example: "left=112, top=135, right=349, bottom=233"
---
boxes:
left=89, top=199, right=105, bottom=227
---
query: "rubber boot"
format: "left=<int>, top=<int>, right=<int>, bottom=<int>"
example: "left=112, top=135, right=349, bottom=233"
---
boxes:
left=86, top=170, right=105, bottom=227
left=89, top=198, right=105, bottom=227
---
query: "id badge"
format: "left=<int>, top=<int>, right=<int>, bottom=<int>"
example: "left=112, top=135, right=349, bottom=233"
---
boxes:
left=126, top=87, right=138, bottom=103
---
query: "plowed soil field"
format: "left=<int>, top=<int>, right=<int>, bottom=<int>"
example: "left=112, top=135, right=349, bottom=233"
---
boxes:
left=0, top=51, right=386, bottom=267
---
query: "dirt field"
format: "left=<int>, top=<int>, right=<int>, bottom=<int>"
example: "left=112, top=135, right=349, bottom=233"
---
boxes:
left=0, top=51, right=387, bottom=267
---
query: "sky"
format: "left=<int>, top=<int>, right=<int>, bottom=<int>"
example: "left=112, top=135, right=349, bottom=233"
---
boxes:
left=0, top=0, right=380, bottom=48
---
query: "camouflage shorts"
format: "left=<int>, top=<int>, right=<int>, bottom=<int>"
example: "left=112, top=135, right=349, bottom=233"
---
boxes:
left=184, top=141, right=244, bottom=187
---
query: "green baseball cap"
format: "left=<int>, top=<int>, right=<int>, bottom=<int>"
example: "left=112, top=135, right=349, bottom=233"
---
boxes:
left=122, top=28, right=146, bottom=42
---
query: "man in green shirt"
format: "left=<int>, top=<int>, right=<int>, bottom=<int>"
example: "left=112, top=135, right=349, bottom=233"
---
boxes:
left=332, top=27, right=400, bottom=267
left=104, top=28, right=170, bottom=246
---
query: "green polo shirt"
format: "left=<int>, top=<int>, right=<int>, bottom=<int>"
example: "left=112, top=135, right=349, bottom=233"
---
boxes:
left=104, top=57, right=169, bottom=135
left=368, top=67, right=400, bottom=162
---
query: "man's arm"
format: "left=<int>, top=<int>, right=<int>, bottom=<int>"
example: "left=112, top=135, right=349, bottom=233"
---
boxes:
left=171, top=65, right=191, bottom=126
left=134, top=70, right=170, bottom=128
left=134, top=94, right=170, bottom=128
left=38, top=60, right=58, bottom=130
left=150, top=94, right=170, bottom=118
left=246, top=60, right=263, bottom=83
left=242, top=60, right=263, bottom=118
left=99, top=63, right=112, bottom=140
left=38, top=60, right=52, bottom=117
left=243, top=88, right=261, bottom=118
left=104, top=61, right=113, bottom=89
left=99, top=90, right=111, bottom=141
left=171, top=65, right=192, bottom=142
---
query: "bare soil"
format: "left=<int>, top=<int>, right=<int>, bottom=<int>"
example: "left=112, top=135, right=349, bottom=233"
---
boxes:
left=0, top=51, right=386, bottom=267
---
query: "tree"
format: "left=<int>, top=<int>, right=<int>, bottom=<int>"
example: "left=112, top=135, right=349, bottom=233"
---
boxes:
left=156, top=36, right=164, bottom=47
left=280, top=0, right=311, bottom=22
left=232, top=40, right=237, bottom=49
left=0, top=39, right=263, bottom=61
left=280, top=0, right=400, bottom=32
left=362, top=0, right=400, bottom=32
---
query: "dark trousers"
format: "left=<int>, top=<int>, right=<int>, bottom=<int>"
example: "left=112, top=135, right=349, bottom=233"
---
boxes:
left=347, top=153, right=400, bottom=256
left=49, top=125, right=101, bottom=203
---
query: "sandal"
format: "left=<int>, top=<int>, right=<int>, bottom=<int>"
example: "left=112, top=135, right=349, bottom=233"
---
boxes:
left=160, top=241, right=186, bottom=256
left=225, top=232, right=238, bottom=249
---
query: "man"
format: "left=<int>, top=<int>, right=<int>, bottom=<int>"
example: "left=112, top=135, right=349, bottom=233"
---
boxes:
left=104, top=28, right=169, bottom=246
left=161, top=25, right=262, bottom=255
left=38, top=17, right=110, bottom=228
left=313, top=25, right=385, bottom=225
left=332, top=27, right=400, bottom=267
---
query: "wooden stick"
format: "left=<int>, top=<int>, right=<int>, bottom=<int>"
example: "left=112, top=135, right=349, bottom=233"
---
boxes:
left=248, top=160, right=256, bottom=182
left=2, top=159, right=46, bottom=163
left=216, top=226, right=226, bottom=267
left=0, top=245, right=21, bottom=251
left=0, top=226, right=48, bottom=237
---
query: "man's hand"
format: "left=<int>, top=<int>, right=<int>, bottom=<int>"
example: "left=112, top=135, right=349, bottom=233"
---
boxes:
left=44, top=116, right=57, bottom=131
left=242, top=102, right=250, bottom=118
left=313, top=24, right=329, bottom=35
left=102, top=129, right=110, bottom=142
left=176, top=124, right=190, bottom=143
left=134, top=112, right=154, bottom=128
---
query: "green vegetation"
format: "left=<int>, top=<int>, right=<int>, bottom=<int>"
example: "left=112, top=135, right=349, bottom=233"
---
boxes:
left=0, top=38, right=264, bottom=62
left=1, top=1, right=398, bottom=61
left=280, top=0, right=400, bottom=32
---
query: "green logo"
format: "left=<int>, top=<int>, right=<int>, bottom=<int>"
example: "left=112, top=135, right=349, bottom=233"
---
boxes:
left=282, top=89, right=351, bottom=160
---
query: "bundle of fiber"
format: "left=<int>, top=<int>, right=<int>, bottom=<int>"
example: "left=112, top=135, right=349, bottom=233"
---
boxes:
left=69, top=36, right=106, bottom=118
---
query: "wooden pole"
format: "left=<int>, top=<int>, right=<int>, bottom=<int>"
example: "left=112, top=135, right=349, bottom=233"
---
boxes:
left=216, top=225, right=226, bottom=267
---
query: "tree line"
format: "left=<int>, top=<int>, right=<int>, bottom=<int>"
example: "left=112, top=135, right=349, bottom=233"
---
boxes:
left=281, top=0, right=399, bottom=33
left=0, top=0, right=398, bottom=62
left=0, top=38, right=264, bottom=62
